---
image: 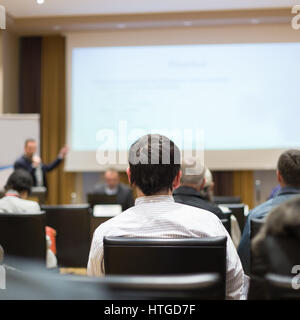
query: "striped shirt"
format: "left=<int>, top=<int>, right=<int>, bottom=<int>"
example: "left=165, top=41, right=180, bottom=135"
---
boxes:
left=87, top=195, right=245, bottom=300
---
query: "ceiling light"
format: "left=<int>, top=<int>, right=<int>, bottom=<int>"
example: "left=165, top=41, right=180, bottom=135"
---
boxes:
left=36, top=0, right=45, bottom=4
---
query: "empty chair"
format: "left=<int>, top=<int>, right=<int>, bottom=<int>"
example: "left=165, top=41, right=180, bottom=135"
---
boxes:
left=265, top=273, right=300, bottom=300
left=220, top=204, right=247, bottom=232
left=41, top=204, right=91, bottom=268
left=0, top=212, right=46, bottom=267
left=104, top=236, right=227, bottom=299
left=68, top=273, right=223, bottom=300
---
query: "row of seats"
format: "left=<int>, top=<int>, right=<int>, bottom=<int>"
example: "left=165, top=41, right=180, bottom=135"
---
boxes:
left=0, top=204, right=235, bottom=268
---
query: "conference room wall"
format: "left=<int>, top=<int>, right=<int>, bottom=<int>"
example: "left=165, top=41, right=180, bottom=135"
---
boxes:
left=0, top=31, right=3, bottom=114
left=18, top=21, right=298, bottom=206
left=0, top=27, right=19, bottom=114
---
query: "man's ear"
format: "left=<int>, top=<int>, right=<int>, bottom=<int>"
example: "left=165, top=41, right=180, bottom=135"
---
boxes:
left=277, top=170, right=284, bottom=186
left=173, top=170, right=182, bottom=190
left=126, top=167, right=131, bottom=185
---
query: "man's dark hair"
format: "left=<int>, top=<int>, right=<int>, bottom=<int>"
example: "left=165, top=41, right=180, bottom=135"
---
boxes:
left=277, top=149, right=300, bottom=187
left=24, top=139, right=36, bottom=147
left=4, top=169, right=33, bottom=194
left=128, top=134, right=181, bottom=196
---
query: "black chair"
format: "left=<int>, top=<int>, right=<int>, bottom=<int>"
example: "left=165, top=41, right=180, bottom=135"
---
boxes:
left=214, top=196, right=241, bottom=205
left=265, top=273, right=300, bottom=300
left=0, top=212, right=46, bottom=267
left=69, top=273, right=223, bottom=300
left=250, top=235, right=300, bottom=299
left=221, top=218, right=231, bottom=235
left=104, top=236, right=227, bottom=299
left=250, top=218, right=264, bottom=240
left=41, top=204, right=91, bottom=268
left=219, top=204, right=246, bottom=232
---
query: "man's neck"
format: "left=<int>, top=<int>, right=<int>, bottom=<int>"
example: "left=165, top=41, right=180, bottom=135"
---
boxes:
left=136, top=188, right=172, bottom=198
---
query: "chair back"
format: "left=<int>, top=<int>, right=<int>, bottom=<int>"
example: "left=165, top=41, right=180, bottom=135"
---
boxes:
left=221, top=218, right=231, bottom=235
left=41, top=204, right=91, bottom=267
left=265, top=273, right=300, bottom=300
left=0, top=212, right=46, bottom=266
left=221, top=204, right=247, bottom=232
left=213, top=196, right=241, bottom=205
left=104, top=236, right=227, bottom=298
left=70, top=273, right=223, bottom=300
left=250, top=218, right=265, bottom=240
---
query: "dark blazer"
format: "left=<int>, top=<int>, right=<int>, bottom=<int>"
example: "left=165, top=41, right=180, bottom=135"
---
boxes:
left=173, top=186, right=227, bottom=220
left=93, top=183, right=135, bottom=211
left=14, top=155, right=62, bottom=189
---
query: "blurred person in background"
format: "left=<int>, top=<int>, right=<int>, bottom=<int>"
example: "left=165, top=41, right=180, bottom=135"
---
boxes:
left=173, top=158, right=226, bottom=219
left=93, top=168, right=134, bottom=211
left=0, top=169, right=57, bottom=268
left=14, top=139, right=68, bottom=189
left=238, top=149, right=300, bottom=274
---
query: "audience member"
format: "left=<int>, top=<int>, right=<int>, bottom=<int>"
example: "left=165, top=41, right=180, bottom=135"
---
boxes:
left=0, top=169, right=40, bottom=213
left=88, top=134, right=245, bottom=300
left=93, top=168, right=134, bottom=211
left=198, top=167, right=241, bottom=248
left=238, top=149, right=300, bottom=274
left=173, top=158, right=226, bottom=219
left=200, top=167, right=215, bottom=202
left=250, top=196, right=300, bottom=298
left=14, top=139, right=68, bottom=189
left=0, top=170, right=57, bottom=268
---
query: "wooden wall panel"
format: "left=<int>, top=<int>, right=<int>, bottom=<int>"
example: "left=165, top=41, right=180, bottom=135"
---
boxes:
left=19, top=37, right=42, bottom=114
left=41, top=36, right=75, bottom=204
left=233, top=170, right=254, bottom=208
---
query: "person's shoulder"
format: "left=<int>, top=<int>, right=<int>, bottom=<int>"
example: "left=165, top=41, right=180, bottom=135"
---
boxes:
left=16, top=198, right=41, bottom=213
left=173, top=201, right=220, bottom=220
left=92, top=207, right=134, bottom=238
left=14, top=155, right=26, bottom=165
left=249, top=198, right=274, bottom=219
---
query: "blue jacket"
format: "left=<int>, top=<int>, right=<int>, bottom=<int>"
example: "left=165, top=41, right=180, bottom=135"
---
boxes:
left=238, top=186, right=300, bottom=274
left=14, top=155, right=62, bottom=189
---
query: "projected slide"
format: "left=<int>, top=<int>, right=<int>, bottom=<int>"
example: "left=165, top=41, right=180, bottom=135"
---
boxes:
left=71, top=42, right=300, bottom=152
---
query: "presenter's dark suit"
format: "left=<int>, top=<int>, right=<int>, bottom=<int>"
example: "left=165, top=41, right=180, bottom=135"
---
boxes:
left=173, top=186, right=227, bottom=220
left=14, top=155, right=62, bottom=189
left=93, top=183, right=134, bottom=211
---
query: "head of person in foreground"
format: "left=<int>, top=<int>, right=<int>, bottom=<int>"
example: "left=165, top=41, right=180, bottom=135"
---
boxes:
left=127, top=134, right=182, bottom=197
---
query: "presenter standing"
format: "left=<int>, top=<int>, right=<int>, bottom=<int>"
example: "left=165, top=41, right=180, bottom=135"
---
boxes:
left=14, top=139, right=68, bottom=189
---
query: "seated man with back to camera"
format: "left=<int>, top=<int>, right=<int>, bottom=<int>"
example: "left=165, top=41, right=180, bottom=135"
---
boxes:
left=173, top=158, right=227, bottom=219
left=88, top=134, right=246, bottom=300
left=238, top=149, right=300, bottom=274
left=93, top=168, right=134, bottom=211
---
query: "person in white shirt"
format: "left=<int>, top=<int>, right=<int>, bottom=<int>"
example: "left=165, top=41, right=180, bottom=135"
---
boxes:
left=87, top=134, right=246, bottom=300
left=0, top=169, right=40, bottom=214
left=0, top=169, right=57, bottom=268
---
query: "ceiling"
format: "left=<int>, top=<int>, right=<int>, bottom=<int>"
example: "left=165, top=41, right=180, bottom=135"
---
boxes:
left=1, top=0, right=299, bottom=18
